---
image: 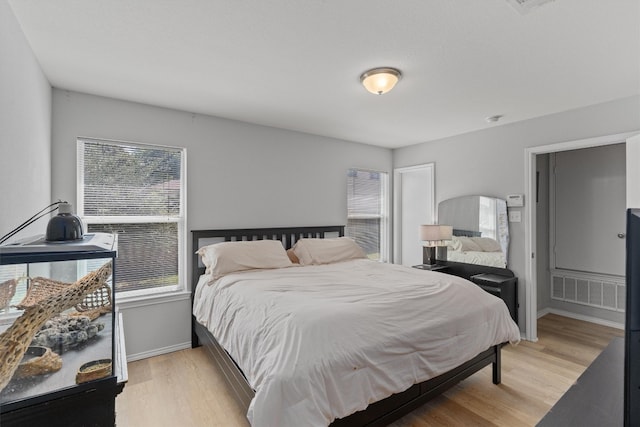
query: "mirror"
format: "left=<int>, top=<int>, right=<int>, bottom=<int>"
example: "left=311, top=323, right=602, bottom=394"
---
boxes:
left=437, top=195, right=509, bottom=267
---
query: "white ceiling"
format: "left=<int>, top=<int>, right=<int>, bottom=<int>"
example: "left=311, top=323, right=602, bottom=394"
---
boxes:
left=7, top=0, right=640, bottom=148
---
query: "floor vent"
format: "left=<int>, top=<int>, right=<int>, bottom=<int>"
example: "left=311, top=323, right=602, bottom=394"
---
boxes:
left=506, top=0, right=555, bottom=15
left=551, top=271, right=625, bottom=312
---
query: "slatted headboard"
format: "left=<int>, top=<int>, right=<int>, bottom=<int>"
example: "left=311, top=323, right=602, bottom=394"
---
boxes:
left=191, top=225, right=345, bottom=286
left=453, top=228, right=482, bottom=237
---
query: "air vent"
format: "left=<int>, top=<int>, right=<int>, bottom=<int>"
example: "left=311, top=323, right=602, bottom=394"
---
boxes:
left=551, top=272, right=625, bottom=313
left=506, top=0, right=555, bottom=14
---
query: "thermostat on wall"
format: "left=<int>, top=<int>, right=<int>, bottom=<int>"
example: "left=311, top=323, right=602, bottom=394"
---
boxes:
left=506, top=194, right=524, bottom=207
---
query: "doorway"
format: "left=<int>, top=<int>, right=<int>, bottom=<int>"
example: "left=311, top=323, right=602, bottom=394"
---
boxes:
left=537, top=146, right=626, bottom=331
left=524, top=131, right=639, bottom=341
left=393, top=163, right=435, bottom=266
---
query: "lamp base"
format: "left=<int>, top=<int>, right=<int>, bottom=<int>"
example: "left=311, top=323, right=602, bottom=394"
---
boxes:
left=423, top=246, right=437, bottom=266
left=436, top=246, right=448, bottom=262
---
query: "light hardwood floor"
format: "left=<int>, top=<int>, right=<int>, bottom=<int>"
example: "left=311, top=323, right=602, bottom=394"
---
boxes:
left=116, top=314, right=623, bottom=426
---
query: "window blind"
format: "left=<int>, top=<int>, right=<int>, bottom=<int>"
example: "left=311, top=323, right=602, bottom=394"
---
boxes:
left=81, top=140, right=181, bottom=217
left=78, top=138, right=184, bottom=294
left=346, top=169, right=387, bottom=261
left=88, top=223, right=178, bottom=292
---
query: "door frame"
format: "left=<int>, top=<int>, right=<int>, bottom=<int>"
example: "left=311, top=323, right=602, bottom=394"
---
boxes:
left=393, top=163, right=435, bottom=265
left=524, top=131, right=639, bottom=341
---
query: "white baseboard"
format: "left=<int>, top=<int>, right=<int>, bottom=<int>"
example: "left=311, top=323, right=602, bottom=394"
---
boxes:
left=537, top=307, right=552, bottom=318
left=126, top=342, right=192, bottom=362
left=540, top=308, right=624, bottom=330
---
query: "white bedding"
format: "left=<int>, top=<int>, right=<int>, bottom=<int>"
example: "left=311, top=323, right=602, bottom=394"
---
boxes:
left=193, top=259, right=520, bottom=427
left=447, top=249, right=507, bottom=267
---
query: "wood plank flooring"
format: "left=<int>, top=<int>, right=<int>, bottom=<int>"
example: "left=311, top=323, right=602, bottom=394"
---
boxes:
left=115, top=314, right=623, bottom=426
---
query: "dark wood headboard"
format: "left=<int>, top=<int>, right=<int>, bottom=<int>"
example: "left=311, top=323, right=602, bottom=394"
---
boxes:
left=191, top=225, right=345, bottom=286
left=453, top=228, right=482, bottom=237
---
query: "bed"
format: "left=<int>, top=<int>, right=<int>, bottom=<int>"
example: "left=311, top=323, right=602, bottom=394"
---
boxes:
left=191, top=226, right=520, bottom=426
left=445, top=230, right=507, bottom=268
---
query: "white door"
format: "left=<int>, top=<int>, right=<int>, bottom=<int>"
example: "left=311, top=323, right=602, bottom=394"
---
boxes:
left=552, top=145, right=626, bottom=276
left=394, top=164, right=435, bottom=266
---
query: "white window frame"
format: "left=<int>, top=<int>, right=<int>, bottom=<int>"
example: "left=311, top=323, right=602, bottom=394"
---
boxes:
left=346, top=168, right=389, bottom=262
left=77, top=137, right=187, bottom=298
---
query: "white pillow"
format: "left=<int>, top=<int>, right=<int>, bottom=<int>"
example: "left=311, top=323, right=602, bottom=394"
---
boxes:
left=454, top=236, right=483, bottom=252
left=448, top=235, right=463, bottom=251
left=292, top=237, right=366, bottom=265
left=196, top=239, right=293, bottom=279
left=471, top=237, right=503, bottom=252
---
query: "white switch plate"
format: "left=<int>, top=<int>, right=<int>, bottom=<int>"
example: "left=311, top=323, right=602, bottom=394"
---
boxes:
left=509, top=211, right=522, bottom=222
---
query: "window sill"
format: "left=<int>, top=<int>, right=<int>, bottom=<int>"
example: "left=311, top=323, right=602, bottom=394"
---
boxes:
left=116, top=290, right=191, bottom=310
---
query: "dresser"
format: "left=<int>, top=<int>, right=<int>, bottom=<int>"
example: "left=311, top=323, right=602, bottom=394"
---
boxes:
left=413, top=260, right=519, bottom=325
left=469, top=273, right=518, bottom=324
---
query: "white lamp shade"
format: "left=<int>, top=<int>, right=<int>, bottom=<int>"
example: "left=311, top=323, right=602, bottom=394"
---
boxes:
left=439, top=225, right=453, bottom=240
left=419, top=225, right=453, bottom=244
left=360, top=68, right=401, bottom=95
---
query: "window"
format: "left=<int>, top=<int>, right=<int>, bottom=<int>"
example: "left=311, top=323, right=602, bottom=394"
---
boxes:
left=78, top=138, right=186, bottom=296
left=346, top=168, right=388, bottom=261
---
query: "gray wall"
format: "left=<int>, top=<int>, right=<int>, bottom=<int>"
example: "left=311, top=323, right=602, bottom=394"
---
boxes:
left=393, top=95, right=640, bottom=331
left=0, top=1, right=51, bottom=240
left=51, top=89, right=392, bottom=359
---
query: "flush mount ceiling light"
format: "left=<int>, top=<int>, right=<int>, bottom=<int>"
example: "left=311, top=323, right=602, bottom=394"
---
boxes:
left=360, top=67, right=402, bottom=95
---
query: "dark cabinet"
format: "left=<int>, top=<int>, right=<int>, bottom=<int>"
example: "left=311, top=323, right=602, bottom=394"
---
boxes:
left=412, top=261, right=519, bottom=326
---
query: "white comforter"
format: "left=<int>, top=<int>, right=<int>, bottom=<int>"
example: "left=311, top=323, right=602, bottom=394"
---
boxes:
left=447, top=250, right=507, bottom=267
left=193, top=259, right=520, bottom=427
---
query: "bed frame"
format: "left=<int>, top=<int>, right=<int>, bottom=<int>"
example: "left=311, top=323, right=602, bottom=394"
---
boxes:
left=191, top=225, right=503, bottom=426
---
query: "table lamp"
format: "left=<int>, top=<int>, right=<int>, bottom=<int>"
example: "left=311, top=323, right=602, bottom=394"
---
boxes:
left=419, top=224, right=453, bottom=265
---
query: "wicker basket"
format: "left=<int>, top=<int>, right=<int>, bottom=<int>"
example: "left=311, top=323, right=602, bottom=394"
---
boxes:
left=76, top=359, right=112, bottom=384
left=0, top=278, right=18, bottom=311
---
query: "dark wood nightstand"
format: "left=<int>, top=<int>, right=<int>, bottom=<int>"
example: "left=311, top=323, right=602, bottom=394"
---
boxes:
left=412, top=264, right=450, bottom=273
left=470, top=273, right=518, bottom=324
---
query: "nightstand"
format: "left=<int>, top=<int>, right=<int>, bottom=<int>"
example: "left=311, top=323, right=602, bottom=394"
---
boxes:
left=412, top=264, right=450, bottom=273
left=470, top=273, right=518, bottom=324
